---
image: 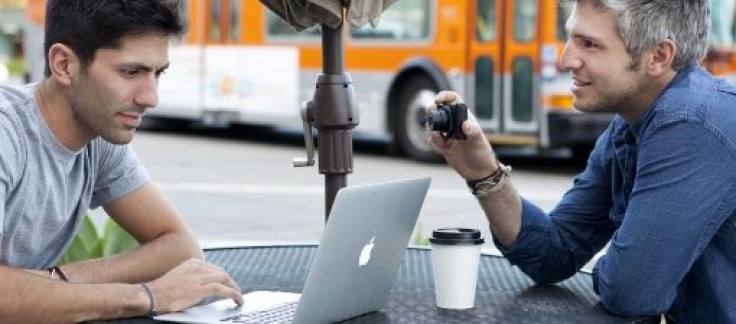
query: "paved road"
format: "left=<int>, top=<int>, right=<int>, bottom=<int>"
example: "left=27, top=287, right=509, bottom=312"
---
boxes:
left=95, top=125, right=585, bottom=253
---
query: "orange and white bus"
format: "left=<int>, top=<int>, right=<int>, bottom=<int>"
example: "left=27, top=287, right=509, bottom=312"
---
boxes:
left=24, top=0, right=736, bottom=162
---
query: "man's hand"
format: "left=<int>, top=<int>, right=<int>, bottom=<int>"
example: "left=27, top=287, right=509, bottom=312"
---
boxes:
left=427, top=91, right=498, bottom=180
left=146, top=258, right=244, bottom=314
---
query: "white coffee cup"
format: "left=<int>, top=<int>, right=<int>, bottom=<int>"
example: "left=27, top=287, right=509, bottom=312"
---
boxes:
left=429, top=228, right=484, bottom=310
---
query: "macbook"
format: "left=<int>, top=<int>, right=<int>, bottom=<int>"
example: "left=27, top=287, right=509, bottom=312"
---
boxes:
left=155, top=177, right=431, bottom=324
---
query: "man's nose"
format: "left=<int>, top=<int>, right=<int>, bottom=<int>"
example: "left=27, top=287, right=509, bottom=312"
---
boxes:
left=559, top=42, right=582, bottom=71
left=134, top=77, right=159, bottom=109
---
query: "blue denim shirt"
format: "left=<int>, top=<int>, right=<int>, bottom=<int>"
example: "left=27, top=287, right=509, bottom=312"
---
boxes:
left=497, top=64, right=736, bottom=323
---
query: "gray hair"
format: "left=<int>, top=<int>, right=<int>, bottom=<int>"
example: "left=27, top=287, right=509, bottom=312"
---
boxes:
left=576, top=0, right=709, bottom=70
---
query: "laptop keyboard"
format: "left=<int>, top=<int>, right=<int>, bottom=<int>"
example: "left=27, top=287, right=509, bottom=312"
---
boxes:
left=220, top=301, right=298, bottom=324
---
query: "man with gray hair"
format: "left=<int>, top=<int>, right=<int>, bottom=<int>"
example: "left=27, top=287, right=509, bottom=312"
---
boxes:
left=427, top=0, right=734, bottom=322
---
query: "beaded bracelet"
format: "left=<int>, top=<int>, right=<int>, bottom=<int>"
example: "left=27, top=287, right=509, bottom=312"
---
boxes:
left=47, top=266, right=68, bottom=282
left=140, top=282, right=158, bottom=317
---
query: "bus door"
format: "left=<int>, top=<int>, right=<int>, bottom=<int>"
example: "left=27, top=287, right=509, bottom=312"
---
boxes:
left=469, top=0, right=503, bottom=133
left=470, top=0, right=540, bottom=144
left=501, top=0, right=539, bottom=139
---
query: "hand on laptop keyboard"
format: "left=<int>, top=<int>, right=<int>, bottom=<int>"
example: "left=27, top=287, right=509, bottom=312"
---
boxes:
left=147, top=258, right=244, bottom=314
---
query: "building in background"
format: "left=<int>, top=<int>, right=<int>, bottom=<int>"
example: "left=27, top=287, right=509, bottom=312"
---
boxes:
left=22, top=0, right=44, bottom=83
left=0, top=0, right=27, bottom=84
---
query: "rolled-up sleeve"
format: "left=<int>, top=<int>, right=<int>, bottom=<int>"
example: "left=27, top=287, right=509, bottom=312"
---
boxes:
left=495, top=131, right=617, bottom=284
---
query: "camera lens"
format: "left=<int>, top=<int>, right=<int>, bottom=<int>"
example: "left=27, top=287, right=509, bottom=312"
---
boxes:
left=428, top=109, right=451, bottom=132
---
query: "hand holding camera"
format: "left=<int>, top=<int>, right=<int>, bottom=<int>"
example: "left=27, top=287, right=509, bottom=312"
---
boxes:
left=427, top=92, right=498, bottom=182
left=427, top=103, right=469, bottom=140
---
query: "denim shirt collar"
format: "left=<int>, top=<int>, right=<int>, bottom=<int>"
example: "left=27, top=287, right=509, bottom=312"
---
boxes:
left=611, top=62, right=700, bottom=142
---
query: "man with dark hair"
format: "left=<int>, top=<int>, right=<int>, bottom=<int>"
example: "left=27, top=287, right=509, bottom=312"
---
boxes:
left=0, top=1, right=243, bottom=322
left=428, top=0, right=735, bottom=322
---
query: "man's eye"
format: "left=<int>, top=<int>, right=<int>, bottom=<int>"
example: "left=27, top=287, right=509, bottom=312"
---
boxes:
left=122, top=69, right=139, bottom=78
left=582, top=39, right=596, bottom=48
left=155, top=70, right=167, bottom=79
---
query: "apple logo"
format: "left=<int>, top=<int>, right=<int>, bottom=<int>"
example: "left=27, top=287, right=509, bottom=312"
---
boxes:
left=359, top=236, right=375, bottom=267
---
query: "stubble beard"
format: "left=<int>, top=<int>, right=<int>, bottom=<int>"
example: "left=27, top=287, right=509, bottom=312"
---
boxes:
left=69, top=78, right=136, bottom=146
left=574, top=68, right=644, bottom=116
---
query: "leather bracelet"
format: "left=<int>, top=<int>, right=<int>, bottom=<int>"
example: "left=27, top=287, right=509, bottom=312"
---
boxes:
left=140, top=282, right=158, bottom=317
left=47, top=266, right=68, bottom=282
left=466, top=162, right=512, bottom=197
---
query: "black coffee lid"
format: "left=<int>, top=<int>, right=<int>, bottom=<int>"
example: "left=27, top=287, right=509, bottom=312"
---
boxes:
left=429, top=228, right=484, bottom=245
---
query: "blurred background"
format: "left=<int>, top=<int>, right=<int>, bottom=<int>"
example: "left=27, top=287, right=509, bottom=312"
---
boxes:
left=0, top=0, right=30, bottom=85
left=1, top=0, right=735, bottom=257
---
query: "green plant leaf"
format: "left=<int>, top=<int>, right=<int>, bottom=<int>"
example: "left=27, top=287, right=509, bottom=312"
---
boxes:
left=411, top=226, right=430, bottom=247
left=59, top=215, right=102, bottom=264
left=59, top=235, right=91, bottom=265
left=59, top=214, right=139, bottom=265
left=102, top=218, right=138, bottom=256
left=7, top=58, right=25, bottom=76
left=76, top=215, right=101, bottom=251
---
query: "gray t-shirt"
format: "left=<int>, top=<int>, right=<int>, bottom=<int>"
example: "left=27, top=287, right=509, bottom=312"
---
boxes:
left=0, top=84, right=149, bottom=268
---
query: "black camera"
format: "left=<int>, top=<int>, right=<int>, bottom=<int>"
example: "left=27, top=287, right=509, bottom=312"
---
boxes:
left=427, top=103, right=468, bottom=140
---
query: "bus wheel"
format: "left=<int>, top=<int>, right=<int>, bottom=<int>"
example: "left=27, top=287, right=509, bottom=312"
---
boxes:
left=395, top=77, right=444, bottom=162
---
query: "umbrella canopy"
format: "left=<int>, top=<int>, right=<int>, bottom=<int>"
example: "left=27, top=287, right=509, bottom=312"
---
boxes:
left=260, top=0, right=398, bottom=31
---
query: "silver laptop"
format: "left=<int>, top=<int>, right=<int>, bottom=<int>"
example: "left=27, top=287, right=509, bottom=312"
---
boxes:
left=155, top=177, right=431, bottom=324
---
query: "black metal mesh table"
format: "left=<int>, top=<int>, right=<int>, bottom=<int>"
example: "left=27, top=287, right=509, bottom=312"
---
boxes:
left=99, top=245, right=658, bottom=324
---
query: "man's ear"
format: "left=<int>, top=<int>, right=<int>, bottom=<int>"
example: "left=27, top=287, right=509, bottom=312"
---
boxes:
left=646, top=39, right=676, bottom=75
left=47, top=44, right=80, bottom=86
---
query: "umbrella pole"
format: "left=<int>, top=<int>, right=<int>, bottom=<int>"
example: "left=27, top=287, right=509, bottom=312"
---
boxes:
left=313, top=21, right=358, bottom=221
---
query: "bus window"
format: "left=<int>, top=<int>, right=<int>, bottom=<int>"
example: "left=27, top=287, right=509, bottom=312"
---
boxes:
left=475, top=0, right=497, bottom=120
left=514, top=0, right=537, bottom=42
left=265, top=11, right=321, bottom=39
left=177, top=1, right=187, bottom=25
left=710, top=0, right=736, bottom=46
left=209, top=0, right=221, bottom=42
left=230, top=0, right=241, bottom=42
left=557, top=1, right=572, bottom=41
left=477, top=0, right=497, bottom=42
left=475, top=57, right=495, bottom=119
left=512, top=57, right=534, bottom=122
left=349, top=0, right=430, bottom=40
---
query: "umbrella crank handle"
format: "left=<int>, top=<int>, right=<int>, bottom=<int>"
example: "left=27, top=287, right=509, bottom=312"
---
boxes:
left=293, top=101, right=316, bottom=167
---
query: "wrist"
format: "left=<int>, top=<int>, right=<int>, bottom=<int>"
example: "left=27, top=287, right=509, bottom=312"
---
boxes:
left=463, top=155, right=500, bottom=181
left=473, top=161, right=499, bottom=182
left=466, top=162, right=512, bottom=197
left=113, top=283, right=157, bottom=319
left=140, top=282, right=158, bottom=317
left=47, top=266, right=69, bottom=282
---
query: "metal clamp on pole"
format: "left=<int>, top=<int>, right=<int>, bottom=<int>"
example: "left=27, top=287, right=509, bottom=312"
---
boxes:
left=312, top=72, right=358, bottom=173
left=312, top=21, right=359, bottom=221
left=284, top=1, right=359, bottom=221
left=293, top=100, right=316, bottom=167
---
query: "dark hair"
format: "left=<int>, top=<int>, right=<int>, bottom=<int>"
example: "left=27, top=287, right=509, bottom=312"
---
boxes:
left=43, top=0, right=187, bottom=77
